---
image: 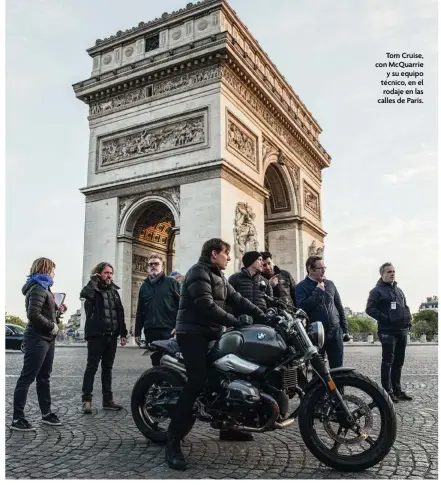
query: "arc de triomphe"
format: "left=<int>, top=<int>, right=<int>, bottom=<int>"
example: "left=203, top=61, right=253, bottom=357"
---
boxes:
left=73, top=0, right=331, bottom=332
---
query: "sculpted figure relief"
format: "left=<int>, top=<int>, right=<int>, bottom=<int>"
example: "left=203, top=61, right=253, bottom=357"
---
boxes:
left=100, top=116, right=205, bottom=166
left=227, top=119, right=257, bottom=166
left=308, top=240, right=324, bottom=257
left=234, top=202, right=259, bottom=271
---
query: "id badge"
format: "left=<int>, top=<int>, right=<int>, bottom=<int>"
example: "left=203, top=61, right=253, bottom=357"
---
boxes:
left=391, top=302, right=397, bottom=310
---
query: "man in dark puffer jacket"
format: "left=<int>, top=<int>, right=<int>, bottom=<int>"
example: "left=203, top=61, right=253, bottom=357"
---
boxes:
left=165, top=238, right=265, bottom=470
left=261, top=251, right=297, bottom=307
left=80, top=262, right=128, bottom=414
left=228, top=251, right=273, bottom=313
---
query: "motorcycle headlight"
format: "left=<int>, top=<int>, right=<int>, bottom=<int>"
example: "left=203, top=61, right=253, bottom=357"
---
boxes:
left=308, top=321, right=325, bottom=349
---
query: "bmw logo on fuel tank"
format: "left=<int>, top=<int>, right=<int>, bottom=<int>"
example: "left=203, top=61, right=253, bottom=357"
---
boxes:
left=257, top=332, right=266, bottom=340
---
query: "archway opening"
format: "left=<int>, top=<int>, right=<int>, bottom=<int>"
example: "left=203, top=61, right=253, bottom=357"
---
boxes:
left=130, top=201, right=176, bottom=328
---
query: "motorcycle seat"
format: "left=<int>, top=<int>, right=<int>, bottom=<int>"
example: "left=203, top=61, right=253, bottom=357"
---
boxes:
left=151, top=338, right=217, bottom=356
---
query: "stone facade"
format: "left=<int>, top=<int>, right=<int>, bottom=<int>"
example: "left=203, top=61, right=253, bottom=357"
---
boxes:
left=73, top=0, right=330, bottom=330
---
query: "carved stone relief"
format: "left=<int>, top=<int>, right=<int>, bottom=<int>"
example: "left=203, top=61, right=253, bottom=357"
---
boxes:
left=221, top=67, right=322, bottom=181
left=226, top=112, right=258, bottom=169
left=132, top=254, right=150, bottom=273
left=89, top=65, right=222, bottom=117
left=308, top=240, right=324, bottom=257
left=303, top=182, right=321, bottom=219
left=99, top=114, right=205, bottom=167
left=233, top=202, right=259, bottom=271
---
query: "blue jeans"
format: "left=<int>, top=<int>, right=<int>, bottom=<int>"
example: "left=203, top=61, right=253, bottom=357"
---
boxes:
left=319, top=326, right=344, bottom=369
left=13, top=330, right=55, bottom=419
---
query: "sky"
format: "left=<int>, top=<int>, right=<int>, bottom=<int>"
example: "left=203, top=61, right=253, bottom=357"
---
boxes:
left=5, top=0, right=438, bottom=320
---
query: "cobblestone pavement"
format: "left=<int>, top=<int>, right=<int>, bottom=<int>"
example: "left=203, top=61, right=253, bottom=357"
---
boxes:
left=5, top=346, right=438, bottom=480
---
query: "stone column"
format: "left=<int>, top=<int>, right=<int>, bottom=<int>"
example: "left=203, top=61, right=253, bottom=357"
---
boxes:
left=116, top=236, right=133, bottom=334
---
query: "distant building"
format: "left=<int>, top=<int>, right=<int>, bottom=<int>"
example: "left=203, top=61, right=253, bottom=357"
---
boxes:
left=419, top=296, right=438, bottom=313
left=352, top=311, right=375, bottom=321
left=66, top=309, right=82, bottom=329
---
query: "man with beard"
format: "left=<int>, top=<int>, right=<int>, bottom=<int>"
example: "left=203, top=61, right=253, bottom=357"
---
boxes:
left=165, top=238, right=265, bottom=470
left=135, top=254, right=180, bottom=366
left=261, top=251, right=297, bottom=307
left=228, top=251, right=273, bottom=313
left=366, top=262, right=412, bottom=402
left=80, top=263, right=128, bottom=413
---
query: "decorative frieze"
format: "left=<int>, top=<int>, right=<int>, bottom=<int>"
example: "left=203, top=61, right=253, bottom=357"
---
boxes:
left=221, top=66, right=322, bottom=181
left=226, top=112, right=258, bottom=170
left=98, top=111, right=207, bottom=169
left=303, top=181, right=321, bottom=219
left=89, top=65, right=222, bottom=117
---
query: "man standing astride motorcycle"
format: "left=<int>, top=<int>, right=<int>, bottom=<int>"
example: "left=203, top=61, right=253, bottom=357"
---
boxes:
left=165, top=238, right=265, bottom=470
left=365, top=262, right=412, bottom=403
left=134, top=254, right=180, bottom=366
left=295, top=256, right=350, bottom=368
left=80, top=262, right=128, bottom=414
left=228, top=251, right=273, bottom=313
left=261, top=251, right=297, bottom=307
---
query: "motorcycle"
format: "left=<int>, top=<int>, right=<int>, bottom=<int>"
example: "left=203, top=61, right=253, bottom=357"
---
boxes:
left=131, top=292, right=397, bottom=472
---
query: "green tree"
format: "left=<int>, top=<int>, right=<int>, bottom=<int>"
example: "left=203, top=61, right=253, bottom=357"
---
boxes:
left=347, top=316, right=378, bottom=337
left=5, top=313, right=26, bottom=328
left=411, top=310, right=438, bottom=340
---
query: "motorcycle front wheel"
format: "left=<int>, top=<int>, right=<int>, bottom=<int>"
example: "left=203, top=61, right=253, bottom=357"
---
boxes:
left=131, top=366, right=185, bottom=443
left=298, top=370, right=396, bottom=472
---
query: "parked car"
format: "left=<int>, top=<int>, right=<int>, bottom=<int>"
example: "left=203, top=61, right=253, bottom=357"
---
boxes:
left=5, top=324, right=25, bottom=352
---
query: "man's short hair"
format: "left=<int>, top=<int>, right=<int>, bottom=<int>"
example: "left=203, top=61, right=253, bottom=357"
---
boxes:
left=201, top=238, right=231, bottom=258
left=379, top=262, right=393, bottom=275
left=261, top=251, right=272, bottom=260
left=305, top=256, right=323, bottom=273
left=148, top=253, right=164, bottom=264
left=91, top=262, right=114, bottom=276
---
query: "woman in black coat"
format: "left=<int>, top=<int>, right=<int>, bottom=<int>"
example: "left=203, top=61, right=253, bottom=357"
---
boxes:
left=10, top=257, right=67, bottom=431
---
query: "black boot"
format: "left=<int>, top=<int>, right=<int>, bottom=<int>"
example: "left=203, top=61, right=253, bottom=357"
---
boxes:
left=219, top=429, right=254, bottom=441
left=165, top=434, right=187, bottom=470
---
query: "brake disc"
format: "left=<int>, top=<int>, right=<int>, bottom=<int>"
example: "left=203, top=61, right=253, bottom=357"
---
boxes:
left=323, top=394, right=374, bottom=444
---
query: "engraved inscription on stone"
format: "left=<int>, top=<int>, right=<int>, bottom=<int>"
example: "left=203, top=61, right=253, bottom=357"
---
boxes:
left=99, top=113, right=206, bottom=167
left=303, top=181, right=320, bottom=219
left=227, top=112, right=258, bottom=169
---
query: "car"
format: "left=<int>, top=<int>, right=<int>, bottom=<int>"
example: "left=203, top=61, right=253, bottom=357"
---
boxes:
left=5, top=324, right=25, bottom=352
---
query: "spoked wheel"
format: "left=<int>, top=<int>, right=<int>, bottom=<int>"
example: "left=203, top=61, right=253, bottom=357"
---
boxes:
left=131, top=367, right=185, bottom=443
left=298, top=370, right=397, bottom=472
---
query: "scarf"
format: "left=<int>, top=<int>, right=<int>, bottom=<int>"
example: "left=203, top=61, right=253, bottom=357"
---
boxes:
left=148, top=272, right=164, bottom=285
left=27, top=273, right=54, bottom=290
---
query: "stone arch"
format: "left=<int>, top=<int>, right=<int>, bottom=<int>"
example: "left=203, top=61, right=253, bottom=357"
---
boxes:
left=264, top=161, right=298, bottom=217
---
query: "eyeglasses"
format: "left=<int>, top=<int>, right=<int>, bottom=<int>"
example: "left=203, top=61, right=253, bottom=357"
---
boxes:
left=313, top=266, right=326, bottom=271
left=148, top=262, right=160, bottom=267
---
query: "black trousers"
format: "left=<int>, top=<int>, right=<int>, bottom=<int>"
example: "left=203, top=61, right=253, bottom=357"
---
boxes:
left=145, top=328, right=173, bottom=367
left=82, top=335, right=118, bottom=402
left=168, top=334, right=210, bottom=439
left=379, top=331, right=408, bottom=393
left=319, top=326, right=344, bottom=369
left=13, top=330, right=55, bottom=419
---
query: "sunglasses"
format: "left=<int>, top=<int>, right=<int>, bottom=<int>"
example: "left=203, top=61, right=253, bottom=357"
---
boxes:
left=148, top=262, right=161, bottom=267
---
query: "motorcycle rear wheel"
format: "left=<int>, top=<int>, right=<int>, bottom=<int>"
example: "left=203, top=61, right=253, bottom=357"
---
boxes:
left=298, top=370, right=396, bottom=472
left=131, top=366, right=185, bottom=443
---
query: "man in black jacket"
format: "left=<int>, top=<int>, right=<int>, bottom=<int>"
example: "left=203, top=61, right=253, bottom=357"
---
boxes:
left=261, top=251, right=297, bottom=307
left=165, top=238, right=265, bottom=470
left=366, top=262, right=412, bottom=402
left=80, top=262, right=128, bottom=414
left=134, top=253, right=180, bottom=366
left=228, top=251, right=273, bottom=312
left=295, top=256, right=350, bottom=368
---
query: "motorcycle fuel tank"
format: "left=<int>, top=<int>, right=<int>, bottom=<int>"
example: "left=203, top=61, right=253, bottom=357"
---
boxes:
left=238, top=325, right=287, bottom=365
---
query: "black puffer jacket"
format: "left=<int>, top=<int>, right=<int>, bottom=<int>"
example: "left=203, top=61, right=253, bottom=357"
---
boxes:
left=176, top=256, right=265, bottom=339
left=263, top=266, right=297, bottom=307
left=81, top=277, right=128, bottom=340
left=366, top=279, right=411, bottom=334
left=228, top=268, right=273, bottom=314
left=22, top=281, right=57, bottom=341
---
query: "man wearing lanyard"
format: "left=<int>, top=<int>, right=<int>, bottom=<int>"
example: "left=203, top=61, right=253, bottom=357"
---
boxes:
left=366, top=262, right=413, bottom=402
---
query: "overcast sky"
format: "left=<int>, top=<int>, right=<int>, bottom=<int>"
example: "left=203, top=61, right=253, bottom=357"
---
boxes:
left=5, top=0, right=438, bottom=320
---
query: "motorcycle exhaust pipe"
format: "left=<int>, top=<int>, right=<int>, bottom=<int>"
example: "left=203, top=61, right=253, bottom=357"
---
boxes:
left=160, top=354, right=186, bottom=374
left=230, top=393, right=280, bottom=433
left=273, top=418, right=296, bottom=429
